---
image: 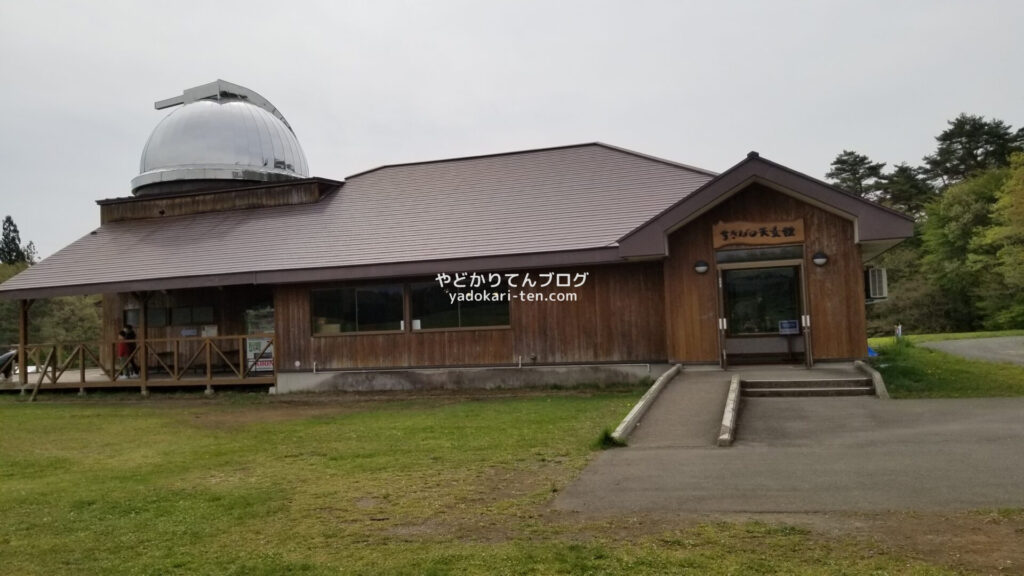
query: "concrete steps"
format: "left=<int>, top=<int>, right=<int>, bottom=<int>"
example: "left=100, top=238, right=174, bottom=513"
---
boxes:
left=741, top=377, right=875, bottom=397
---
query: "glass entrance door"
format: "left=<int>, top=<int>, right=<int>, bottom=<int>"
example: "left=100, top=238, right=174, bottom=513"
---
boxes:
left=720, top=265, right=806, bottom=364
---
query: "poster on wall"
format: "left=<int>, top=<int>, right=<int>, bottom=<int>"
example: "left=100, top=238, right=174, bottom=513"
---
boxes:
left=245, top=306, right=275, bottom=372
left=778, top=320, right=800, bottom=335
left=246, top=339, right=274, bottom=372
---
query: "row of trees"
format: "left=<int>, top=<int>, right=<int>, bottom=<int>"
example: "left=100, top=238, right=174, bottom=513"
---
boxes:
left=825, top=114, right=1024, bottom=334
left=0, top=216, right=101, bottom=346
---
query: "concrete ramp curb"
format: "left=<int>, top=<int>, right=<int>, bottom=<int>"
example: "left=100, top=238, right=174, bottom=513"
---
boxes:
left=610, top=364, right=681, bottom=443
left=854, top=360, right=890, bottom=399
left=717, top=375, right=742, bottom=446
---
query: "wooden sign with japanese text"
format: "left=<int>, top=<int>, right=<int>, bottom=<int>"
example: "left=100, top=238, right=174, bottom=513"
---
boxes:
left=712, top=219, right=804, bottom=248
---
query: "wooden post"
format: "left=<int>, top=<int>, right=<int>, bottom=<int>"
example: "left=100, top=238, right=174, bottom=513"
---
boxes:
left=17, top=300, right=32, bottom=388
left=134, top=292, right=150, bottom=396
left=238, top=336, right=245, bottom=380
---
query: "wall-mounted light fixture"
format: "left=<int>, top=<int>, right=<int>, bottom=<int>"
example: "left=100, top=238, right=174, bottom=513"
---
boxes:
left=694, top=260, right=709, bottom=274
left=812, top=252, right=829, bottom=266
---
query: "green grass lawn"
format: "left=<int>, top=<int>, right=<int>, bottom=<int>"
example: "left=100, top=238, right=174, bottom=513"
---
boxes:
left=0, top=391, right=965, bottom=575
left=868, top=330, right=1024, bottom=398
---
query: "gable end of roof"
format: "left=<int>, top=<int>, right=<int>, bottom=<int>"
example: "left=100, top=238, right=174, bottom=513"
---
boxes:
left=617, top=154, right=915, bottom=258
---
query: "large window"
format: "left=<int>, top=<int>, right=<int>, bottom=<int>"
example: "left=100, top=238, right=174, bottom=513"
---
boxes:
left=410, top=282, right=509, bottom=330
left=723, top=267, right=800, bottom=336
left=312, top=285, right=404, bottom=334
left=124, top=305, right=213, bottom=328
left=171, top=306, right=215, bottom=325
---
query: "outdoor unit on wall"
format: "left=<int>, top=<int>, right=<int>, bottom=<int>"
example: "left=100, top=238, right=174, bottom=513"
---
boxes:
left=865, top=268, right=888, bottom=300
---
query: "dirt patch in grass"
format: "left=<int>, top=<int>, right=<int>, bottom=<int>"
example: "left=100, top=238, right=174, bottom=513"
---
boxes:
left=10, top=386, right=645, bottom=429
left=181, top=403, right=367, bottom=429
left=539, top=509, right=1024, bottom=575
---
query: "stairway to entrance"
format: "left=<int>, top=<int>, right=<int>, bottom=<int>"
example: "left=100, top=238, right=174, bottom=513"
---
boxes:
left=735, top=364, right=875, bottom=397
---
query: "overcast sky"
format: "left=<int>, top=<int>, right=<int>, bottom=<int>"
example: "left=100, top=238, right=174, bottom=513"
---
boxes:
left=1, top=0, right=1021, bottom=259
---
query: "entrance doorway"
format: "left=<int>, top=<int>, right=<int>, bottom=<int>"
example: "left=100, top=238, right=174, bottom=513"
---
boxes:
left=715, top=247, right=811, bottom=367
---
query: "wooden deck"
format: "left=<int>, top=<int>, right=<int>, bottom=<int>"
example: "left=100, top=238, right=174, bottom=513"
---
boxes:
left=0, top=335, right=276, bottom=397
left=0, top=369, right=274, bottom=392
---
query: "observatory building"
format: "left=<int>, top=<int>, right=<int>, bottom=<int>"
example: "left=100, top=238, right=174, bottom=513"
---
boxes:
left=0, top=81, right=913, bottom=393
left=132, top=80, right=309, bottom=196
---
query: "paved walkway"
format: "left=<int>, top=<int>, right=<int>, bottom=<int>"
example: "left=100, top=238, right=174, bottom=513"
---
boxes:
left=627, top=363, right=865, bottom=448
left=628, top=370, right=731, bottom=448
left=920, top=336, right=1024, bottom=365
left=555, top=392, right=1024, bottom=513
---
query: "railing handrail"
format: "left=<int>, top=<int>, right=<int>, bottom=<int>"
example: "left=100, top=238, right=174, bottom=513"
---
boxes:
left=6, top=335, right=276, bottom=399
left=10, top=333, right=276, bottom=348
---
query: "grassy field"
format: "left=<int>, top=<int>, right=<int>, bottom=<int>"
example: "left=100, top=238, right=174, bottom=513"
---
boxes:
left=0, top=390, right=1000, bottom=575
left=868, top=330, right=1024, bottom=398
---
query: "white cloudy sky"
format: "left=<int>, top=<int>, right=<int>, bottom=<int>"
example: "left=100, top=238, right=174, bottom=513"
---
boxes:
left=1, top=0, right=1021, bottom=258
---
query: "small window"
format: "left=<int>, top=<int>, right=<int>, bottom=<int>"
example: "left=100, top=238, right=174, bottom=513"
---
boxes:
left=123, top=308, right=140, bottom=328
left=172, top=307, right=192, bottom=325
left=410, top=282, right=509, bottom=330
left=147, top=306, right=169, bottom=328
left=312, top=285, right=404, bottom=334
left=192, top=306, right=215, bottom=324
left=717, top=245, right=803, bottom=264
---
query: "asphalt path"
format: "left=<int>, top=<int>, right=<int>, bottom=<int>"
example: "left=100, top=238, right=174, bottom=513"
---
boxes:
left=919, top=336, right=1024, bottom=365
left=555, top=396, right=1024, bottom=513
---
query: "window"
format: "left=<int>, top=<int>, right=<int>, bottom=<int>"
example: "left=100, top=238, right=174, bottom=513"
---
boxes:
left=716, top=245, right=803, bottom=264
left=147, top=306, right=169, bottom=328
left=723, top=267, right=800, bottom=336
left=123, top=308, right=139, bottom=328
left=192, top=306, right=215, bottom=324
left=124, top=302, right=215, bottom=328
left=410, top=282, right=509, bottom=330
left=122, top=306, right=168, bottom=327
left=312, top=284, right=404, bottom=334
left=172, top=306, right=192, bottom=325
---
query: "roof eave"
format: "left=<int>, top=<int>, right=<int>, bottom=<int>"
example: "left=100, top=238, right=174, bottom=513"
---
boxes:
left=0, top=246, right=625, bottom=300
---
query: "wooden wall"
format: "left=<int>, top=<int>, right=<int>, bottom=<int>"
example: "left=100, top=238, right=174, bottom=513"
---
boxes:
left=100, top=181, right=328, bottom=224
left=274, top=262, right=667, bottom=370
left=664, top=214, right=721, bottom=362
left=664, top=183, right=867, bottom=362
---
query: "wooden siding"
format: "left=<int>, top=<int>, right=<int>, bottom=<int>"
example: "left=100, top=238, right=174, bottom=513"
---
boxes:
left=664, top=215, right=721, bottom=362
left=664, top=183, right=867, bottom=362
left=274, top=262, right=667, bottom=370
left=100, top=181, right=329, bottom=224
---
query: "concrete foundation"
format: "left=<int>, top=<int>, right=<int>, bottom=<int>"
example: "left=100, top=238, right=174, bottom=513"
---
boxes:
left=273, top=363, right=671, bottom=394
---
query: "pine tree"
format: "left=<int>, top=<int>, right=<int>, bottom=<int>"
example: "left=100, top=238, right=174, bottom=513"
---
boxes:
left=825, top=150, right=886, bottom=199
left=876, top=163, right=936, bottom=217
left=0, top=216, right=27, bottom=265
left=922, top=114, right=1024, bottom=186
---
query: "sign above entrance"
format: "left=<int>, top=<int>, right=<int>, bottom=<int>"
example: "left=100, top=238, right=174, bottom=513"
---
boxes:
left=713, top=219, right=805, bottom=249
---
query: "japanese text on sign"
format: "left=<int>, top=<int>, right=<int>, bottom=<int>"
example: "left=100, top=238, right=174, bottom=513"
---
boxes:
left=712, top=219, right=805, bottom=248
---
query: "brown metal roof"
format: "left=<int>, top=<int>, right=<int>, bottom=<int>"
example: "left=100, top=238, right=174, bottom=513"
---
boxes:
left=0, top=143, right=714, bottom=298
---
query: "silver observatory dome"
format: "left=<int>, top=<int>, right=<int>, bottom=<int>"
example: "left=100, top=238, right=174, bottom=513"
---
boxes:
left=131, top=80, right=309, bottom=196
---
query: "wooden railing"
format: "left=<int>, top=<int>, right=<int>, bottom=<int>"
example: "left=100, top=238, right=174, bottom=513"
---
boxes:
left=139, top=335, right=275, bottom=381
left=2, top=334, right=275, bottom=400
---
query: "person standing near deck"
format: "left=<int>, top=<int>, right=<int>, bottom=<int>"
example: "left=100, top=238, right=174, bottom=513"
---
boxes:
left=122, top=326, right=139, bottom=377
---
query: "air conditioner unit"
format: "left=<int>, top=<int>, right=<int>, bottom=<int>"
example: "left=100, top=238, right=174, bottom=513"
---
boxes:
left=866, top=268, right=888, bottom=299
